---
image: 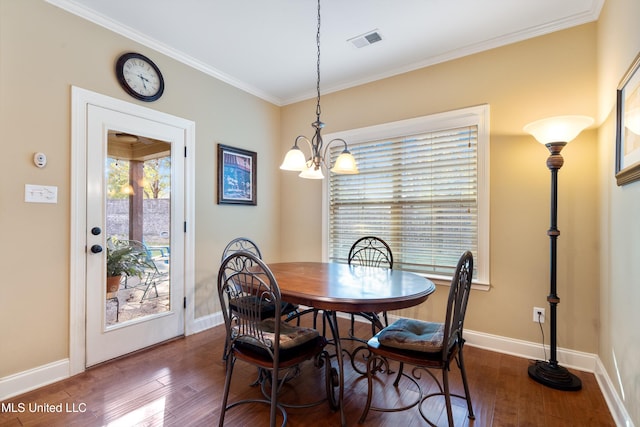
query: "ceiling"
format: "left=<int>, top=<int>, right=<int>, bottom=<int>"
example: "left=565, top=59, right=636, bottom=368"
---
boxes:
left=48, top=0, right=603, bottom=106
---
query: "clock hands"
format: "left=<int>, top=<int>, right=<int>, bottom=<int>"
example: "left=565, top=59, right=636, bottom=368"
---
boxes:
left=136, top=73, right=153, bottom=91
left=139, top=74, right=148, bottom=90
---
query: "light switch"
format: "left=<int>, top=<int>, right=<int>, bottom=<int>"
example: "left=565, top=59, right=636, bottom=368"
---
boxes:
left=25, top=184, right=58, bottom=204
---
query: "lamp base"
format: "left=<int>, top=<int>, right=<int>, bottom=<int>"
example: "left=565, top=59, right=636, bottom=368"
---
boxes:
left=528, top=360, right=582, bottom=391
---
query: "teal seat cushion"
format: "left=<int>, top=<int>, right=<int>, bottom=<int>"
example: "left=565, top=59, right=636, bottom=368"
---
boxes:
left=377, top=318, right=444, bottom=353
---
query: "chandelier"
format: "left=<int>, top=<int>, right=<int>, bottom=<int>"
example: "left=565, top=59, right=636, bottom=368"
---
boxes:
left=279, top=0, right=359, bottom=179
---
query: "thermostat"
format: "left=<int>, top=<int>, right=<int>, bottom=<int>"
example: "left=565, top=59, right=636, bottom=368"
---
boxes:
left=34, top=152, right=47, bottom=168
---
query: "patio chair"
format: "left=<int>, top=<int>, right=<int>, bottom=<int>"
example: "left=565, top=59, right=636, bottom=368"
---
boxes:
left=115, top=239, right=167, bottom=302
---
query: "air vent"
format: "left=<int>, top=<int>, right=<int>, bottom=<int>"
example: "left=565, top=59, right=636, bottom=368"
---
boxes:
left=348, top=30, right=383, bottom=48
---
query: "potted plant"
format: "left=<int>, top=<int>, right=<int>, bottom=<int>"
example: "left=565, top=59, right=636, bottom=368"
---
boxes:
left=106, top=238, right=153, bottom=293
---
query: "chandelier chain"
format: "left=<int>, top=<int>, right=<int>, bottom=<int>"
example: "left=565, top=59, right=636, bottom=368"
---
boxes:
left=278, top=0, right=358, bottom=178
left=315, top=0, right=321, bottom=120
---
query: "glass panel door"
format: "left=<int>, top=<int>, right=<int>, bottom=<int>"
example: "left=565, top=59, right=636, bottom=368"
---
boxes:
left=82, top=99, right=186, bottom=368
left=105, top=132, right=172, bottom=326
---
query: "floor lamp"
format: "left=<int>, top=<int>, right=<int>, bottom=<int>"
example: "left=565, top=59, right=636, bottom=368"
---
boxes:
left=523, top=115, right=593, bottom=391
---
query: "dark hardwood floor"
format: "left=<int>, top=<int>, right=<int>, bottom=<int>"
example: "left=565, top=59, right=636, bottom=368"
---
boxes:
left=0, top=317, right=615, bottom=426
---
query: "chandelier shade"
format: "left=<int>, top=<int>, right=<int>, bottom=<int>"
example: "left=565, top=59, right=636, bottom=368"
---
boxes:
left=279, top=145, right=307, bottom=171
left=331, top=149, right=359, bottom=174
left=299, top=165, right=325, bottom=179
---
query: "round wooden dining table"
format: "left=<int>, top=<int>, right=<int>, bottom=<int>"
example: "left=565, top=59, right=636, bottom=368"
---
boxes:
left=268, top=262, right=436, bottom=426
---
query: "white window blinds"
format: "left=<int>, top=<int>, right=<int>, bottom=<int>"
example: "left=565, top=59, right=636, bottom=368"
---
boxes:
left=325, top=106, right=489, bottom=283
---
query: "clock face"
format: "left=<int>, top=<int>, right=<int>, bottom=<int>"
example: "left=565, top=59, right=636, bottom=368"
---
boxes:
left=116, top=53, right=164, bottom=102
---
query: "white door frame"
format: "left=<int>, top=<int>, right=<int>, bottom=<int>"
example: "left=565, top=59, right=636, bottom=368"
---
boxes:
left=70, top=86, right=196, bottom=376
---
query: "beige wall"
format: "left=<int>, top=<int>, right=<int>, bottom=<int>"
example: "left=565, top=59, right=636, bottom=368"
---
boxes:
left=2, top=1, right=637, bottom=422
left=597, top=0, right=640, bottom=424
left=0, top=0, right=281, bottom=376
left=281, top=24, right=600, bottom=349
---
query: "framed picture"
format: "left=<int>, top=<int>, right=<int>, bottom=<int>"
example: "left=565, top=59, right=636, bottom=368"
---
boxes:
left=615, top=52, right=640, bottom=186
left=217, top=144, right=257, bottom=205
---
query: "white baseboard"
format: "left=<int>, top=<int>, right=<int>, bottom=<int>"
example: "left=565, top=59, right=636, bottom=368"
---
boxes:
left=189, top=311, right=223, bottom=334
left=463, top=328, right=598, bottom=372
left=594, top=357, right=636, bottom=427
left=1, top=316, right=634, bottom=427
left=0, top=359, right=69, bottom=401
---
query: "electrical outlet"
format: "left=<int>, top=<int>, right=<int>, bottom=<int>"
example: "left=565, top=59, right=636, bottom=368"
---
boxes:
left=533, top=307, right=545, bottom=323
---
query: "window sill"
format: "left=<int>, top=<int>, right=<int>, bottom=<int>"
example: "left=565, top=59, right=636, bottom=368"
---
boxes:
left=426, top=276, right=490, bottom=292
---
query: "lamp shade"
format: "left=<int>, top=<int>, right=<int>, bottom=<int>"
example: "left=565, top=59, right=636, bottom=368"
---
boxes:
left=330, top=151, right=359, bottom=174
left=280, top=147, right=307, bottom=171
left=299, top=165, right=324, bottom=179
left=524, top=115, right=594, bottom=144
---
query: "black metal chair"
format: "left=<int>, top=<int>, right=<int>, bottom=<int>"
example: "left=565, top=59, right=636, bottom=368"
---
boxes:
left=359, top=251, right=475, bottom=427
left=221, top=236, right=264, bottom=260
left=217, top=251, right=335, bottom=427
left=347, top=236, right=394, bottom=336
left=221, top=237, right=298, bottom=321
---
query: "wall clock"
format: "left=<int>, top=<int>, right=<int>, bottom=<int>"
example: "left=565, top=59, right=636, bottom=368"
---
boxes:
left=115, top=52, right=165, bottom=102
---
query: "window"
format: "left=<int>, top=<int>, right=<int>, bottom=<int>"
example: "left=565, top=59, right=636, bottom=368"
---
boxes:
left=323, top=105, right=489, bottom=287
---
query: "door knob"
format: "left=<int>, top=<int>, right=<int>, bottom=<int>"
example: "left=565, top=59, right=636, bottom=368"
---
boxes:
left=91, top=227, right=102, bottom=236
left=90, top=244, right=103, bottom=254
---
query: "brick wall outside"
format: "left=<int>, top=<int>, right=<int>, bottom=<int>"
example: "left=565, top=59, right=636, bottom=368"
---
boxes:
left=106, top=199, right=170, bottom=245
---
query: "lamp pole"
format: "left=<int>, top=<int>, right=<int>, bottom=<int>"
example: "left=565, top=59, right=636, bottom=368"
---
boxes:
left=527, top=141, right=582, bottom=391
